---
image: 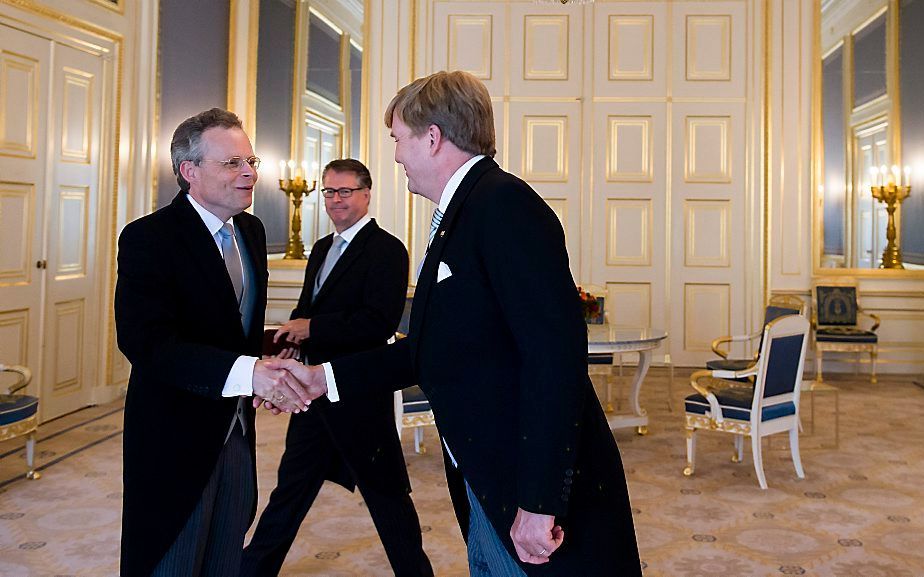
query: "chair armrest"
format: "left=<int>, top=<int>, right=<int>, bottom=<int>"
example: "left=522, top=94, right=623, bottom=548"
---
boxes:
left=858, top=308, right=880, bottom=332
left=713, top=366, right=758, bottom=379
left=689, top=370, right=725, bottom=423
left=0, top=364, right=32, bottom=394
left=710, top=331, right=761, bottom=358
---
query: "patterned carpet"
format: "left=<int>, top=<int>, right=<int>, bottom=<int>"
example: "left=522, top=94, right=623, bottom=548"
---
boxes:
left=1, top=369, right=922, bottom=576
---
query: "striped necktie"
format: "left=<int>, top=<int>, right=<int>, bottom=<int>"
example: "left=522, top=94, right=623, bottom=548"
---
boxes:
left=428, top=208, right=444, bottom=247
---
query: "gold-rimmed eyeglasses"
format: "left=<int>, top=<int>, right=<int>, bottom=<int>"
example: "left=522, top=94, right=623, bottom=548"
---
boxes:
left=198, top=156, right=262, bottom=171
left=320, top=186, right=367, bottom=198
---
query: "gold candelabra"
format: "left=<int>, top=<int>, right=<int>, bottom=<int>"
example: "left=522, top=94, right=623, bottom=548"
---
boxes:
left=870, top=181, right=911, bottom=269
left=278, top=170, right=316, bottom=260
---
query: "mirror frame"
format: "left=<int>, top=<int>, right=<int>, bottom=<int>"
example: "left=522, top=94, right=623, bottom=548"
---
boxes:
left=812, top=0, right=924, bottom=277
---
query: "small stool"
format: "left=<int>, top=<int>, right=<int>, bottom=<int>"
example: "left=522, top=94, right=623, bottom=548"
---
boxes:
left=802, top=380, right=839, bottom=449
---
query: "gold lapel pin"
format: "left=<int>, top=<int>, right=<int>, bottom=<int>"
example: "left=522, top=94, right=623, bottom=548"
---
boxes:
left=439, top=231, right=446, bottom=238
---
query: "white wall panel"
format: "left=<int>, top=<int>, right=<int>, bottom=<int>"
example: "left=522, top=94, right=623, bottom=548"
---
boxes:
left=684, top=283, right=730, bottom=351
left=509, top=3, right=582, bottom=97
left=606, top=282, right=651, bottom=328
left=672, top=1, right=746, bottom=98
left=684, top=200, right=730, bottom=267
left=605, top=199, right=651, bottom=267
left=592, top=2, right=667, bottom=97
left=432, top=3, right=506, bottom=95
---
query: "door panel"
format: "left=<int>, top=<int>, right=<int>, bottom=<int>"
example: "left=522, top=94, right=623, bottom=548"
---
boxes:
left=41, top=42, right=103, bottom=419
left=0, top=25, right=49, bottom=396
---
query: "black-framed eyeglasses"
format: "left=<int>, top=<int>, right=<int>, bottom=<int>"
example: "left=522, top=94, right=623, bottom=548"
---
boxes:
left=198, top=156, right=261, bottom=171
left=320, top=186, right=367, bottom=198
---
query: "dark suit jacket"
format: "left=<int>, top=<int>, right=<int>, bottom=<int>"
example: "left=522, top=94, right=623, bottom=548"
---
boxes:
left=332, top=158, right=641, bottom=575
left=291, top=219, right=411, bottom=492
left=115, top=192, right=268, bottom=576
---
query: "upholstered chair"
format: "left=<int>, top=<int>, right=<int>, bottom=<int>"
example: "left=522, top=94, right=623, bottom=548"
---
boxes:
left=0, top=364, right=41, bottom=480
left=683, top=315, right=810, bottom=489
left=812, top=281, right=879, bottom=383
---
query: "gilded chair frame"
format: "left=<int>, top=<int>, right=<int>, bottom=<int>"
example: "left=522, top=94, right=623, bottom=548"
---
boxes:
left=811, top=278, right=880, bottom=383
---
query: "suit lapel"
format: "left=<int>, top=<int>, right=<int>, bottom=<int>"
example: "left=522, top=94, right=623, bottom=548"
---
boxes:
left=234, top=212, right=267, bottom=335
left=312, top=220, right=379, bottom=307
left=408, top=157, right=497, bottom=360
left=170, top=193, right=242, bottom=324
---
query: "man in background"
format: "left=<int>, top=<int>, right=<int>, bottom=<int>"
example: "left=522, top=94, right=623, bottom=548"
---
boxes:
left=116, top=108, right=310, bottom=576
left=242, top=159, right=432, bottom=576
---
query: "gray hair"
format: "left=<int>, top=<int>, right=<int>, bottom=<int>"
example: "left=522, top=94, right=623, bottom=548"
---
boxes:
left=170, top=108, right=243, bottom=191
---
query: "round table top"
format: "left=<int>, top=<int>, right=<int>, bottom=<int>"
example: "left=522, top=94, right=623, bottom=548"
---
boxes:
left=587, top=325, right=667, bottom=353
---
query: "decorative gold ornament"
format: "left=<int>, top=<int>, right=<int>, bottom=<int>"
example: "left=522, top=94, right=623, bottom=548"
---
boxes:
left=278, top=161, right=317, bottom=260
left=870, top=165, right=912, bottom=269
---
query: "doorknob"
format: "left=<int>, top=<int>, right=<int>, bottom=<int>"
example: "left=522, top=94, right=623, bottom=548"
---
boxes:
left=35, top=260, right=47, bottom=269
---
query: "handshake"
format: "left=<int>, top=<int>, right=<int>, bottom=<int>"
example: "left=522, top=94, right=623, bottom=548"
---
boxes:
left=251, top=357, right=327, bottom=414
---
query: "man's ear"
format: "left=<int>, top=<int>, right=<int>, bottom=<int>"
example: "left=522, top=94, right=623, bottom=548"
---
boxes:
left=178, top=159, right=198, bottom=187
left=428, top=124, right=443, bottom=155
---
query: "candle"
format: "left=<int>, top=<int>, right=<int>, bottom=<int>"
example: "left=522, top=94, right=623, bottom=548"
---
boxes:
left=287, top=160, right=295, bottom=181
left=869, top=166, right=879, bottom=187
left=880, top=165, right=888, bottom=186
left=891, top=165, right=900, bottom=186
left=278, top=160, right=287, bottom=181
left=300, top=161, right=308, bottom=180
left=904, top=165, right=911, bottom=187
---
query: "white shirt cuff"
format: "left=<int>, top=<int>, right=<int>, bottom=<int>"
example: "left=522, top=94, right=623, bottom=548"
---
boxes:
left=322, top=362, right=340, bottom=402
left=221, top=355, right=257, bottom=397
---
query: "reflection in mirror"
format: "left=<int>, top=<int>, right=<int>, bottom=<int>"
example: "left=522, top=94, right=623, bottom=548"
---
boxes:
left=818, top=0, right=924, bottom=270
left=253, top=1, right=363, bottom=259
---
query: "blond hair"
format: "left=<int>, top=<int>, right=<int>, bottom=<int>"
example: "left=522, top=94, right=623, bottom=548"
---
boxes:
left=385, top=70, right=496, bottom=157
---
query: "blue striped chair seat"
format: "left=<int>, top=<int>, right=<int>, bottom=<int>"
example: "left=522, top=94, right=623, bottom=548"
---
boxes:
left=402, top=386, right=431, bottom=414
left=685, top=387, right=796, bottom=422
left=815, top=328, right=877, bottom=343
left=0, top=394, right=39, bottom=426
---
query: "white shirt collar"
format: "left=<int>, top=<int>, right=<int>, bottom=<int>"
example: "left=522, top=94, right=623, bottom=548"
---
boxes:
left=333, top=213, right=372, bottom=246
left=186, top=193, right=232, bottom=237
left=437, top=154, right=485, bottom=214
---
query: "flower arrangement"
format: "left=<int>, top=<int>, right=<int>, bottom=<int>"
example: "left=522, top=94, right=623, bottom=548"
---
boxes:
left=577, top=286, right=604, bottom=324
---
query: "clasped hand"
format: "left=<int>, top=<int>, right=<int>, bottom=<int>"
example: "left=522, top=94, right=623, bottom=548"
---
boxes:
left=251, top=358, right=328, bottom=414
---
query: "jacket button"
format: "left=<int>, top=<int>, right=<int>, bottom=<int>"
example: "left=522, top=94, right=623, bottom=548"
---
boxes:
left=562, top=486, right=571, bottom=495
left=564, top=477, right=573, bottom=485
left=565, top=469, right=574, bottom=476
left=560, top=494, right=569, bottom=502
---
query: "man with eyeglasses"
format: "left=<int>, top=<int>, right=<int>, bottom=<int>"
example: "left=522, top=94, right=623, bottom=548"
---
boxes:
left=115, top=108, right=312, bottom=577
left=241, top=159, right=432, bottom=577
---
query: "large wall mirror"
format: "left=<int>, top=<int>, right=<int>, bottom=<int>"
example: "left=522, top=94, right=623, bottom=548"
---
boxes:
left=815, top=0, right=924, bottom=274
left=252, top=0, right=364, bottom=260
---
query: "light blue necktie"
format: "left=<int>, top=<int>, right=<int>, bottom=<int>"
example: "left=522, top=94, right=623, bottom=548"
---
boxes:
left=314, top=235, right=347, bottom=297
left=217, top=223, right=244, bottom=307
